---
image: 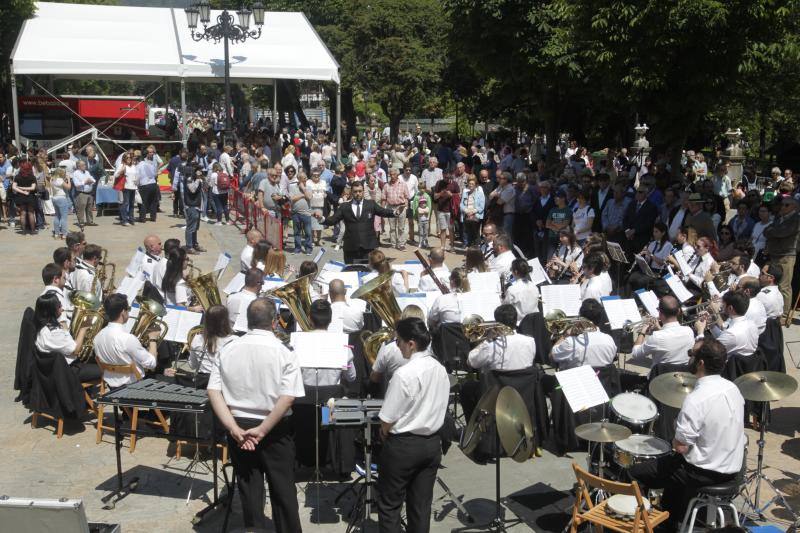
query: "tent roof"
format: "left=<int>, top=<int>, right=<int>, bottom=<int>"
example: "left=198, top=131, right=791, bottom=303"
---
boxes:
left=11, top=2, right=339, bottom=84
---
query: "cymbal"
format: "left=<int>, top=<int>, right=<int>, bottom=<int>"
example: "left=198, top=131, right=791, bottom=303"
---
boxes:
left=575, top=421, right=632, bottom=443
left=495, top=386, right=535, bottom=463
left=735, top=371, right=798, bottom=402
left=649, top=372, right=697, bottom=409
left=461, top=385, right=499, bottom=456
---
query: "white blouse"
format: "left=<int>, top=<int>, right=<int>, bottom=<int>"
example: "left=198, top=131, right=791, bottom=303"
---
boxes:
left=115, top=163, right=138, bottom=190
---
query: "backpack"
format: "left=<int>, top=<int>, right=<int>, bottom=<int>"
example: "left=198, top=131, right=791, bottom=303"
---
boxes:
left=217, top=171, right=230, bottom=192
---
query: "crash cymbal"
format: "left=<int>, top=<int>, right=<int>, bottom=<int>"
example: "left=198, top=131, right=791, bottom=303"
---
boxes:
left=735, top=371, right=798, bottom=402
left=649, top=372, right=697, bottom=409
left=575, top=421, right=631, bottom=443
left=496, top=386, right=535, bottom=463
left=461, top=385, right=499, bottom=456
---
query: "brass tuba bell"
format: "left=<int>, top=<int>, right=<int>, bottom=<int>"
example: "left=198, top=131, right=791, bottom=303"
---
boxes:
left=351, top=272, right=402, bottom=365
left=185, top=267, right=222, bottom=312
left=131, top=295, right=169, bottom=347
left=265, top=272, right=314, bottom=332
left=69, top=290, right=106, bottom=362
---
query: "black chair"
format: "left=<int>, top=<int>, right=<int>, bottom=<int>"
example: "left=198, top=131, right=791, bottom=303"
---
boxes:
left=341, top=264, right=371, bottom=273
left=432, top=322, right=470, bottom=372
left=347, top=331, right=369, bottom=397
left=481, top=367, right=549, bottom=449
left=723, top=349, right=769, bottom=424
left=517, top=312, right=551, bottom=366
left=14, top=307, right=36, bottom=404
left=759, top=317, right=785, bottom=374
left=27, top=348, right=87, bottom=438
left=648, top=362, right=690, bottom=443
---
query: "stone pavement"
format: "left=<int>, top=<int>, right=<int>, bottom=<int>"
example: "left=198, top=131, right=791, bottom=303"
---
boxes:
left=0, top=198, right=798, bottom=532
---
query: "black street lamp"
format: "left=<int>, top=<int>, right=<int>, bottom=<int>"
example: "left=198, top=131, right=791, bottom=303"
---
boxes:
left=185, top=1, right=265, bottom=144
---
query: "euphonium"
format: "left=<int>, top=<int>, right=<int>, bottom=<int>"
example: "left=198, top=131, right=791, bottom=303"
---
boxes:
left=131, top=295, right=169, bottom=347
left=69, top=290, right=106, bottom=362
left=352, top=272, right=402, bottom=365
left=544, top=309, right=597, bottom=340
left=265, top=273, right=314, bottom=332
left=463, top=315, right=515, bottom=344
left=185, top=267, right=222, bottom=311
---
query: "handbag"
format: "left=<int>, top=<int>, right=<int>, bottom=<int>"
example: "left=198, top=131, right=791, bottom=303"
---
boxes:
left=113, top=169, right=126, bottom=191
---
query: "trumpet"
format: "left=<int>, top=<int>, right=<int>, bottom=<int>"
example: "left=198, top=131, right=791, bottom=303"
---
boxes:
left=622, top=316, right=659, bottom=335
left=680, top=300, right=721, bottom=326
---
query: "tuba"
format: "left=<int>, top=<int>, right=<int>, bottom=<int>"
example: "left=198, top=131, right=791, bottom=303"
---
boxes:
left=131, top=295, right=169, bottom=347
left=544, top=309, right=597, bottom=340
left=185, top=267, right=222, bottom=311
left=69, top=290, right=106, bottom=362
left=463, top=314, right=515, bottom=344
left=265, top=273, right=314, bottom=332
left=352, top=272, right=402, bottom=365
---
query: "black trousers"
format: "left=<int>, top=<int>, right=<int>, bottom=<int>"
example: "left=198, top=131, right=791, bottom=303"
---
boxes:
left=628, top=453, right=736, bottom=527
left=228, top=417, right=302, bottom=532
left=138, top=183, right=159, bottom=221
left=70, top=361, right=102, bottom=382
left=459, top=380, right=481, bottom=422
left=344, top=247, right=372, bottom=265
left=377, top=433, right=442, bottom=533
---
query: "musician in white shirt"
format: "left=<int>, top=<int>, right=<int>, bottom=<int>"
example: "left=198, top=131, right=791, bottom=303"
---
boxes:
left=695, top=291, right=758, bottom=359
left=207, top=298, right=304, bottom=532
left=40, top=263, right=72, bottom=326
left=227, top=268, right=263, bottom=332
left=417, top=247, right=450, bottom=292
left=628, top=223, right=672, bottom=293
left=503, top=259, right=540, bottom=322
left=757, top=264, right=785, bottom=319
left=34, top=292, right=100, bottom=381
left=188, top=305, right=236, bottom=374
left=140, top=234, right=167, bottom=282
left=93, top=294, right=159, bottom=388
left=630, top=295, right=693, bottom=377
left=297, top=300, right=356, bottom=388
left=489, top=233, right=515, bottom=277
left=329, top=279, right=366, bottom=333
left=427, top=268, right=469, bottom=331
left=629, top=338, right=745, bottom=530
left=684, top=237, right=717, bottom=292
left=370, top=305, right=425, bottom=385
left=73, top=244, right=103, bottom=301
left=738, top=277, right=768, bottom=334
left=548, top=230, right=583, bottom=283
left=377, top=318, right=450, bottom=533
left=467, top=304, right=535, bottom=371
left=550, top=299, right=617, bottom=370
left=579, top=253, right=611, bottom=301
left=240, top=229, right=263, bottom=273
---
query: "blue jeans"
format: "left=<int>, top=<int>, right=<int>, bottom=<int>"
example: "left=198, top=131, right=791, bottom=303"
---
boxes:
left=502, top=212, right=514, bottom=237
left=211, top=192, right=229, bottom=222
left=185, top=206, right=200, bottom=248
left=52, top=196, right=70, bottom=236
left=120, top=189, right=136, bottom=224
left=291, top=212, right=313, bottom=253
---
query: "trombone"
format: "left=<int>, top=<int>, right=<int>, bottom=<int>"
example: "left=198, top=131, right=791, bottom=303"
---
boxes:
left=544, top=309, right=596, bottom=341
left=463, top=314, right=514, bottom=344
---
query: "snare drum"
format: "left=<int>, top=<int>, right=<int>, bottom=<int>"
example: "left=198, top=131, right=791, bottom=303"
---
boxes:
left=610, top=392, right=658, bottom=432
left=613, top=434, right=671, bottom=468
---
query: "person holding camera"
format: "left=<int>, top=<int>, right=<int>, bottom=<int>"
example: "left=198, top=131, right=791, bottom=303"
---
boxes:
left=183, top=166, right=207, bottom=254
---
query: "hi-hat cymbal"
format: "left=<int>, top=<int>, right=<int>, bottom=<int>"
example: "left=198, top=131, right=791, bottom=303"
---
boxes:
left=575, top=421, right=632, bottom=443
left=735, top=371, right=798, bottom=402
left=496, top=386, right=535, bottom=463
left=649, top=372, right=697, bottom=409
left=461, top=385, right=499, bottom=456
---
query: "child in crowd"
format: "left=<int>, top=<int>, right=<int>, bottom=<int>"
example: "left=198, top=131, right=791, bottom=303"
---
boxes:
left=415, top=185, right=431, bottom=248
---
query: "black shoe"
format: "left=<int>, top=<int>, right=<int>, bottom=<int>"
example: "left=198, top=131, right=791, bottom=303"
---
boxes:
left=194, top=245, right=207, bottom=253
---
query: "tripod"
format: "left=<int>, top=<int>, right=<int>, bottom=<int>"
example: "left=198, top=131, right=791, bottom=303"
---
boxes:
left=338, top=417, right=378, bottom=533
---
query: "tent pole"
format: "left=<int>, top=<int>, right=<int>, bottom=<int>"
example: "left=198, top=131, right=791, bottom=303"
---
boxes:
left=336, top=83, right=341, bottom=162
left=273, top=79, right=277, bottom=130
left=165, top=77, right=170, bottom=111
left=181, top=79, right=187, bottom=148
left=10, top=74, right=20, bottom=150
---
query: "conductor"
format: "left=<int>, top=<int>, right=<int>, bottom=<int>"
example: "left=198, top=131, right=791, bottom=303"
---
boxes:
left=317, top=180, right=396, bottom=264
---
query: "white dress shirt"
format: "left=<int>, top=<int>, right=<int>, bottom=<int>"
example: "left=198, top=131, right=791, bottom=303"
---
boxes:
left=36, top=325, right=77, bottom=365
left=379, top=351, right=450, bottom=435
left=240, top=245, right=254, bottom=273
left=373, top=341, right=407, bottom=381
left=744, top=297, right=767, bottom=335
left=93, top=322, right=156, bottom=388
left=708, top=316, right=759, bottom=359
left=226, top=289, right=258, bottom=331
left=71, top=169, right=95, bottom=193
left=330, top=300, right=366, bottom=333
left=598, top=271, right=613, bottom=295
left=427, top=292, right=463, bottom=330
left=550, top=330, right=617, bottom=369
left=687, top=253, right=716, bottom=289
left=668, top=207, right=688, bottom=241
left=418, top=265, right=451, bottom=293
left=580, top=275, right=610, bottom=301
left=140, top=253, right=166, bottom=283
left=631, top=321, right=693, bottom=372
left=189, top=334, right=236, bottom=374
left=208, top=329, right=305, bottom=419
left=757, top=286, right=784, bottom=319
left=490, top=250, right=515, bottom=277
left=674, top=374, right=745, bottom=474
left=555, top=245, right=583, bottom=271
left=41, top=284, right=72, bottom=324
left=503, top=280, right=540, bottom=322
left=468, top=334, right=535, bottom=371
left=645, top=240, right=672, bottom=270
left=73, top=262, right=99, bottom=298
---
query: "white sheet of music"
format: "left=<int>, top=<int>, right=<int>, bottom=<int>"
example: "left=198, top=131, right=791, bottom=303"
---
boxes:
left=396, top=292, right=430, bottom=321
left=291, top=331, right=349, bottom=369
left=541, top=284, right=582, bottom=316
left=468, top=271, right=501, bottom=294
left=115, top=271, right=146, bottom=304
left=163, top=306, right=203, bottom=343
left=555, top=365, right=609, bottom=412
left=527, top=257, right=552, bottom=285
left=635, top=289, right=660, bottom=317
left=601, top=296, right=642, bottom=330
left=223, top=272, right=245, bottom=295
left=125, top=247, right=146, bottom=277
left=318, top=260, right=345, bottom=279
left=458, top=291, right=502, bottom=321
left=634, top=254, right=655, bottom=277
left=673, top=250, right=692, bottom=276
left=318, top=269, right=361, bottom=298
left=394, top=262, right=425, bottom=290
left=213, top=252, right=232, bottom=280
left=664, top=274, right=694, bottom=302
left=262, top=276, right=286, bottom=292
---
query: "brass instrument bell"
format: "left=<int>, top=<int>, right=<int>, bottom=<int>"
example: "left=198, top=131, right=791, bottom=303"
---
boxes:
left=69, top=290, right=106, bottom=362
left=352, top=272, right=403, bottom=365
left=131, top=295, right=169, bottom=347
left=265, top=273, right=315, bottom=332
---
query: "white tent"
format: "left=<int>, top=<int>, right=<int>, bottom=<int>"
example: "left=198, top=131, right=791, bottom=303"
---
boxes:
left=10, top=2, right=341, bottom=149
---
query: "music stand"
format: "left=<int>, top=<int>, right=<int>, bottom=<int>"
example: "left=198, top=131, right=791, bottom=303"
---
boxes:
left=787, top=341, right=800, bottom=370
left=606, top=242, right=629, bottom=291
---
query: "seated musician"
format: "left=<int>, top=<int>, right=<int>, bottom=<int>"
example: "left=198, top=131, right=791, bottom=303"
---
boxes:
left=93, top=294, right=159, bottom=389
left=34, top=293, right=101, bottom=381
left=227, top=268, right=263, bottom=333
left=738, top=277, right=767, bottom=335
left=547, top=229, right=583, bottom=284
left=188, top=305, right=236, bottom=376
left=52, top=247, right=75, bottom=297
left=161, top=247, right=203, bottom=312
left=369, top=250, right=410, bottom=294
left=629, top=338, right=745, bottom=531
left=370, top=305, right=425, bottom=385
left=40, top=263, right=72, bottom=326
left=681, top=236, right=717, bottom=294
left=550, top=299, right=616, bottom=371
left=627, top=222, right=672, bottom=293
left=72, top=244, right=103, bottom=301
left=726, top=254, right=761, bottom=290
left=694, top=290, right=758, bottom=360
left=207, top=298, right=304, bottom=532
left=460, top=304, right=536, bottom=418
left=427, top=268, right=470, bottom=331
left=329, top=279, right=366, bottom=334
left=239, top=229, right=263, bottom=272
left=489, top=233, right=515, bottom=278
left=251, top=239, right=286, bottom=277
left=579, top=253, right=611, bottom=301
left=298, top=260, right=326, bottom=301
left=299, top=300, right=356, bottom=388
left=140, top=234, right=167, bottom=282
left=670, top=225, right=695, bottom=259
left=503, top=259, right=540, bottom=322
left=757, top=263, right=784, bottom=319
left=66, top=231, right=86, bottom=290
left=464, top=246, right=490, bottom=274
left=417, top=247, right=449, bottom=293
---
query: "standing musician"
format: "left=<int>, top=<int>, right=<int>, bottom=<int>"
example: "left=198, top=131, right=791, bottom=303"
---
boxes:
left=489, top=233, right=516, bottom=278
left=546, top=229, right=583, bottom=283
left=298, top=300, right=356, bottom=387
left=503, top=259, right=540, bottom=323
left=417, top=247, right=450, bottom=293
left=377, top=317, right=450, bottom=533
left=34, top=293, right=101, bottom=381
left=626, top=222, right=672, bottom=294
left=370, top=305, right=425, bottom=385
left=694, top=290, right=758, bottom=359
left=427, top=268, right=470, bottom=331
left=329, top=279, right=366, bottom=334
left=550, top=299, right=617, bottom=370
left=93, top=294, right=159, bottom=388
left=757, top=264, right=784, bottom=319
left=41, top=263, right=72, bottom=326
left=207, top=298, right=305, bottom=532
left=240, top=229, right=264, bottom=273
left=226, top=268, right=263, bottom=333
left=579, top=253, right=612, bottom=301
left=737, top=277, right=768, bottom=335
left=73, top=244, right=103, bottom=300
left=629, top=338, right=745, bottom=531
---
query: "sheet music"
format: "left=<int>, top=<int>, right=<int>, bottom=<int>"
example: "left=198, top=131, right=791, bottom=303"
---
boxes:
left=458, top=291, right=502, bottom=321
left=601, top=296, right=643, bottom=330
left=527, top=257, right=551, bottom=286
left=634, top=254, right=655, bottom=277
left=540, top=284, right=582, bottom=317
left=664, top=274, right=694, bottom=302
left=394, top=262, right=425, bottom=290
left=213, top=252, right=231, bottom=280
left=313, top=248, right=325, bottom=264
left=163, top=306, right=203, bottom=344
left=223, top=272, right=245, bottom=295
left=468, top=271, right=501, bottom=294
left=396, top=292, right=430, bottom=321
left=635, top=289, right=660, bottom=317
left=673, top=250, right=692, bottom=276
left=555, top=365, right=610, bottom=412
left=233, top=298, right=250, bottom=332
left=115, top=271, right=146, bottom=303
left=318, top=260, right=345, bottom=277
left=125, top=247, right=146, bottom=277
left=317, top=271, right=362, bottom=298
left=262, top=276, right=286, bottom=292
left=606, top=241, right=628, bottom=263
left=290, top=331, right=349, bottom=369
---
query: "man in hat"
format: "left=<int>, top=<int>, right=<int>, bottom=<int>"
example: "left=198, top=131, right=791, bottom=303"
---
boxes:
left=623, top=185, right=658, bottom=254
left=685, top=193, right=718, bottom=243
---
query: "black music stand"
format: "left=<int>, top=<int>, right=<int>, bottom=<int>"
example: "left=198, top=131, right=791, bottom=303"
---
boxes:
left=607, top=242, right=629, bottom=292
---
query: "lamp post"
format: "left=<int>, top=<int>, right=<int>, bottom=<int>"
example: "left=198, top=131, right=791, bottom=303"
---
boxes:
left=185, top=1, right=265, bottom=144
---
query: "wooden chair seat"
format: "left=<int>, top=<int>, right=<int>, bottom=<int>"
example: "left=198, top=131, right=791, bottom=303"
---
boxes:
left=580, top=501, right=670, bottom=533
